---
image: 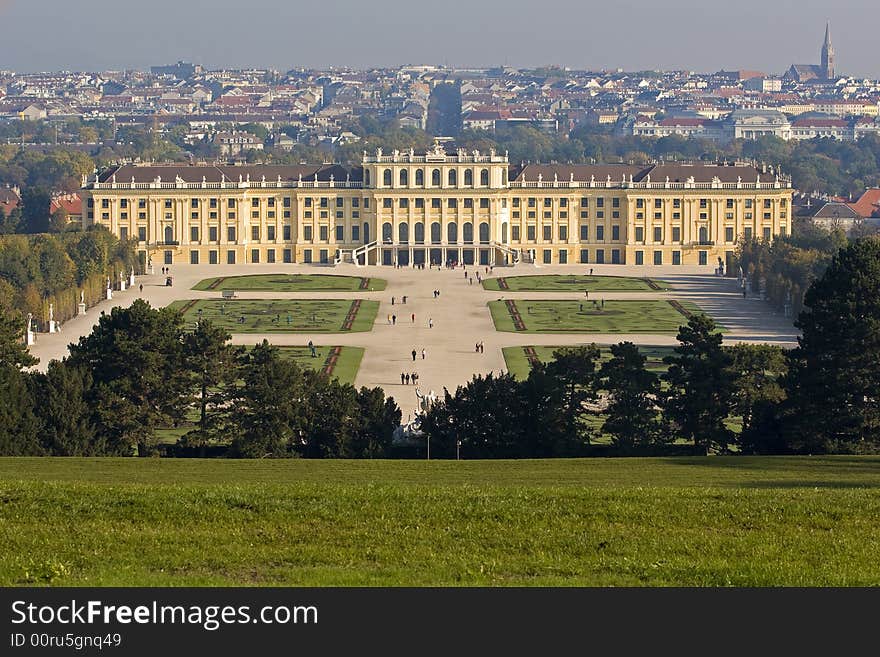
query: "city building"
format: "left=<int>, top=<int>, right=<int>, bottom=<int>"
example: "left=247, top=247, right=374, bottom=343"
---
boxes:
left=785, top=24, right=835, bottom=82
left=82, top=141, right=792, bottom=272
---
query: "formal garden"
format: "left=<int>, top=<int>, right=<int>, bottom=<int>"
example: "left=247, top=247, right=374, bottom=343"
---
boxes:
left=169, top=299, right=379, bottom=333
left=483, top=274, right=670, bottom=292
left=192, top=273, right=386, bottom=292
left=488, top=299, right=708, bottom=333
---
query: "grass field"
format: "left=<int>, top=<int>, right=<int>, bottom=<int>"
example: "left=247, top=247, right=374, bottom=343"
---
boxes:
left=489, top=299, right=709, bottom=333
left=502, top=345, right=675, bottom=380
left=1, top=457, right=879, bottom=586
left=483, top=274, right=669, bottom=292
left=192, top=273, right=386, bottom=292
left=169, top=299, right=379, bottom=333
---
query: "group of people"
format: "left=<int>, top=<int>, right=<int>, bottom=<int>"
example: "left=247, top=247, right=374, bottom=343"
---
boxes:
left=390, top=296, right=408, bottom=305
left=411, top=348, right=426, bottom=361
left=474, top=341, right=485, bottom=353
left=400, top=372, right=420, bottom=385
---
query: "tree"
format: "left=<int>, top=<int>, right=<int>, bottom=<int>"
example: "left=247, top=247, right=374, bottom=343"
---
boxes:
left=724, top=343, right=787, bottom=438
left=20, top=187, right=52, bottom=233
left=544, top=345, right=601, bottom=445
left=600, top=342, right=663, bottom=450
left=67, top=300, right=189, bottom=456
left=298, top=375, right=360, bottom=458
left=32, top=360, right=99, bottom=455
left=351, top=386, right=401, bottom=458
left=228, top=341, right=305, bottom=458
left=662, top=314, right=735, bottom=452
left=0, top=366, right=40, bottom=455
left=421, top=373, right=525, bottom=458
left=784, top=238, right=880, bottom=452
left=0, top=305, right=38, bottom=369
left=181, top=320, right=241, bottom=453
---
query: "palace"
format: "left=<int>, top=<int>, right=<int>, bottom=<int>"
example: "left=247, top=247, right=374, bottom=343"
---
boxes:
left=82, top=142, right=792, bottom=270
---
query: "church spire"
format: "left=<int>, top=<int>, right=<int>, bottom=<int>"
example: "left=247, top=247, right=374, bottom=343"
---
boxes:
left=821, top=22, right=834, bottom=79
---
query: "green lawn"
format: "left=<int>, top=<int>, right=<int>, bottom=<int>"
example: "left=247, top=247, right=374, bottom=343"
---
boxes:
left=276, top=345, right=364, bottom=385
left=192, top=274, right=386, bottom=292
left=502, top=345, right=675, bottom=380
left=1, top=457, right=880, bottom=586
left=489, top=299, right=710, bottom=333
left=169, top=299, right=378, bottom=333
left=484, top=274, right=669, bottom=292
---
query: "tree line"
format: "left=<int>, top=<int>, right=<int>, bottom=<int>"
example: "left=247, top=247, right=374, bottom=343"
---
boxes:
left=0, top=227, right=138, bottom=328
left=423, top=238, right=880, bottom=457
left=0, top=300, right=401, bottom=458
left=736, top=219, right=848, bottom=317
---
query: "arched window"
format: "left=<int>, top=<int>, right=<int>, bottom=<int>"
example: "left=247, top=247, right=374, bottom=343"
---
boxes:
left=447, top=222, right=458, bottom=244
left=414, top=222, right=425, bottom=243
left=363, top=222, right=370, bottom=244
left=415, top=169, right=424, bottom=186
left=400, top=169, right=408, bottom=186
left=699, top=226, right=708, bottom=243
left=431, top=222, right=441, bottom=244
left=382, top=222, right=393, bottom=243
left=448, top=169, right=457, bottom=186
left=383, top=169, right=392, bottom=187
left=164, top=226, right=173, bottom=243
left=364, top=170, right=371, bottom=187
left=480, top=169, right=489, bottom=186
left=462, top=222, right=474, bottom=243
left=464, top=169, right=473, bottom=186
left=431, top=169, right=441, bottom=186
left=399, top=222, right=409, bottom=243
left=479, top=222, right=490, bottom=243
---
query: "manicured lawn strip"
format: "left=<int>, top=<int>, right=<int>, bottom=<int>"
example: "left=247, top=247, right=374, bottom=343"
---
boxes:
left=502, top=345, right=675, bottom=380
left=1, top=456, right=877, bottom=490
left=192, top=274, right=387, bottom=292
left=275, top=346, right=364, bottom=385
left=489, top=299, right=714, bottom=333
left=484, top=275, right=670, bottom=292
left=169, top=299, right=379, bottom=333
left=2, top=458, right=880, bottom=585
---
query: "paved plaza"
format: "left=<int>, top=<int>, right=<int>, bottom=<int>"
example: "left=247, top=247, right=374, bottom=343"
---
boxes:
left=27, top=262, right=799, bottom=420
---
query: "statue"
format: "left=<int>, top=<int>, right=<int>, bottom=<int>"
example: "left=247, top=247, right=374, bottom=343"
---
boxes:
left=80, top=290, right=85, bottom=305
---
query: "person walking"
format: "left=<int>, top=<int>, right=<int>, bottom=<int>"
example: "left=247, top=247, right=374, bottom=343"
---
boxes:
left=391, top=296, right=395, bottom=305
left=139, top=283, right=143, bottom=294
left=401, top=372, right=405, bottom=385
left=405, top=373, right=410, bottom=385
left=392, top=314, right=397, bottom=325
left=412, top=348, right=417, bottom=362
left=412, top=372, right=418, bottom=385
left=387, top=314, right=392, bottom=324
left=403, top=296, right=407, bottom=304
left=590, top=268, right=594, bottom=276
left=428, top=318, right=433, bottom=329
left=412, top=313, right=416, bottom=323
left=421, top=348, right=426, bottom=360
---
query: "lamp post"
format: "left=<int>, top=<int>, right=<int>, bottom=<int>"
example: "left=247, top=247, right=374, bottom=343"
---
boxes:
left=456, top=440, right=461, bottom=461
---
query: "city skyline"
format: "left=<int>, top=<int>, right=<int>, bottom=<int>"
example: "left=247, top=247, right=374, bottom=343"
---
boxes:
left=0, top=0, right=877, bottom=78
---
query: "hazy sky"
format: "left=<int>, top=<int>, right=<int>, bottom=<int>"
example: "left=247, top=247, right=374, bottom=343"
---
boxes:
left=0, top=0, right=877, bottom=78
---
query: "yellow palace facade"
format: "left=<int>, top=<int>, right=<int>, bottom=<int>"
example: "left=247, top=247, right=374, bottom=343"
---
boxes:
left=82, top=142, right=793, bottom=270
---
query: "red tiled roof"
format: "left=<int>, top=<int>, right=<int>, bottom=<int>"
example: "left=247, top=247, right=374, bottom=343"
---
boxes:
left=848, top=189, right=880, bottom=218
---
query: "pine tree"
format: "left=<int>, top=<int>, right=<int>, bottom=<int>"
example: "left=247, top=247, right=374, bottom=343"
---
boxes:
left=662, top=314, right=735, bottom=452
left=785, top=238, right=880, bottom=452
left=600, top=342, right=662, bottom=451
